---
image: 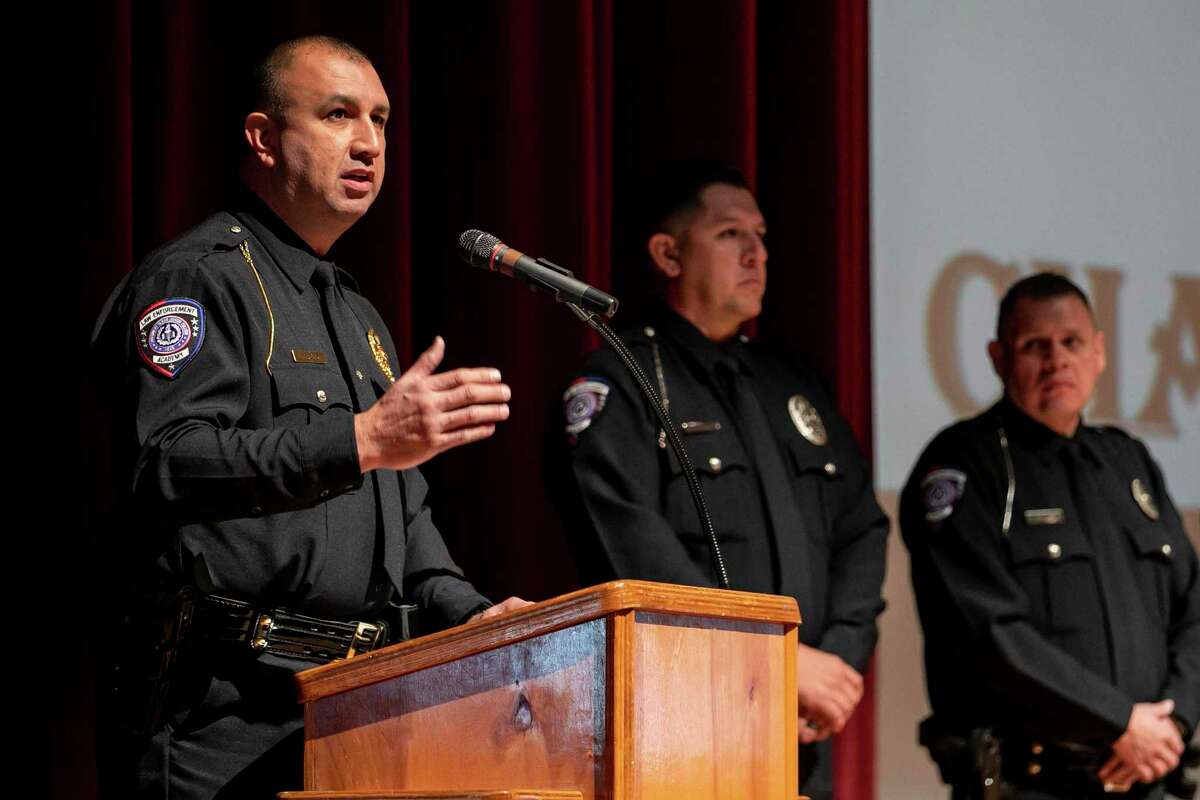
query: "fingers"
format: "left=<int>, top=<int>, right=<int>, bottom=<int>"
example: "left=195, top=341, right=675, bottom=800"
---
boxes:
left=797, top=718, right=823, bottom=744
left=435, top=380, right=512, bottom=411
left=424, top=366, right=504, bottom=391
left=1152, top=699, right=1176, bottom=716
left=439, top=402, right=511, bottom=433
left=468, top=596, right=535, bottom=623
left=403, top=336, right=446, bottom=380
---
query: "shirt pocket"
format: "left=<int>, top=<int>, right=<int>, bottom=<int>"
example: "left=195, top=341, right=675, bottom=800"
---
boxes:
left=663, top=437, right=752, bottom=552
left=1006, top=517, right=1098, bottom=635
left=270, top=364, right=353, bottom=427
left=1121, top=518, right=1176, bottom=625
left=786, top=438, right=843, bottom=535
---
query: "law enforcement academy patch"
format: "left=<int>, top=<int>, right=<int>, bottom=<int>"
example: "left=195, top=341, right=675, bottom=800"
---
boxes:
left=563, top=378, right=610, bottom=438
left=135, top=298, right=206, bottom=379
left=921, top=468, right=967, bottom=523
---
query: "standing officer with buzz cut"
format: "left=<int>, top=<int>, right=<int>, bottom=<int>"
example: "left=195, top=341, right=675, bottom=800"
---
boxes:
left=557, top=159, right=889, bottom=800
left=901, top=272, right=1200, bottom=799
left=93, top=35, right=529, bottom=799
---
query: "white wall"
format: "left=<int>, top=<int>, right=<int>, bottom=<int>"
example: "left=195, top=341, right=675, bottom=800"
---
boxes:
left=870, top=2, right=1200, bottom=797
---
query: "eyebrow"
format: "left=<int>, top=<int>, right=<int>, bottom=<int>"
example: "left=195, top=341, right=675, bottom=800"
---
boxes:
left=712, top=214, right=765, bottom=226
left=324, top=94, right=391, bottom=115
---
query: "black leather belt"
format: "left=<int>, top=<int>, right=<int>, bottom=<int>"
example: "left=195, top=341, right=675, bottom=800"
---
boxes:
left=194, top=594, right=389, bottom=664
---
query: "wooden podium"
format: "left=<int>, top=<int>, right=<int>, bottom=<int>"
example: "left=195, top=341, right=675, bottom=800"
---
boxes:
left=281, top=580, right=801, bottom=800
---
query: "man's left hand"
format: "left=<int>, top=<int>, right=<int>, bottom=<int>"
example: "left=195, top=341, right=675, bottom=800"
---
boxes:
left=468, top=596, right=534, bottom=623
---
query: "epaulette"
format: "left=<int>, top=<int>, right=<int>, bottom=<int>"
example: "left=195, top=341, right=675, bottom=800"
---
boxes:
left=196, top=213, right=254, bottom=253
left=1092, top=424, right=1134, bottom=439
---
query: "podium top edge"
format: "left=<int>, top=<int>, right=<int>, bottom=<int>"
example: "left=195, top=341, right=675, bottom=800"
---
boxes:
left=295, top=580, right=800, bottom=704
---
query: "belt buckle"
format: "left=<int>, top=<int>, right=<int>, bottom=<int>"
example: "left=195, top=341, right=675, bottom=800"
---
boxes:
left=250, top=613, right=274, bottom=651
left=345, top=620, right=384, bottom=658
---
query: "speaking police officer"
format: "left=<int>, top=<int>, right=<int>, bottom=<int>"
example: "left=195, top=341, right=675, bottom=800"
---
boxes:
left=901, top=273, right=1199, bottom=798
left=557, top=160, right=888, bottom=800
left=93, top=36, right=528, bottom=799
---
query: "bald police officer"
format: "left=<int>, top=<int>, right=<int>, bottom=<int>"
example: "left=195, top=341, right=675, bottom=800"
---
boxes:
left=94, top=36, right=527, bottom=799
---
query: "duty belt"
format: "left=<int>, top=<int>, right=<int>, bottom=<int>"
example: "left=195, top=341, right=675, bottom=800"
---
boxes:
left=195, top=594, right=389, bottom=664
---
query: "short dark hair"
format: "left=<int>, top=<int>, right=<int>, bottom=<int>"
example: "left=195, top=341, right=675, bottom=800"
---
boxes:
left=252, top=35, right=372, bottom=116
left=996, top=272, right=1093, bottom=342
left=638, top=158, right=750, bottom=242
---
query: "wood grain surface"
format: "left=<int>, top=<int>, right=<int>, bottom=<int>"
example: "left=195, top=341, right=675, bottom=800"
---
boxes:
left=305, top=619, right=606, bottom=795
left=627, top=612, right=795, bottom=799
left=296, top=580, right=799, bottom=704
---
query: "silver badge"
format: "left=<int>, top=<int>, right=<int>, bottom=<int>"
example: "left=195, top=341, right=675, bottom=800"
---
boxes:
left=787, top=394, right=828, bottom=445
left=1131, top=479, right=1160, bottom=521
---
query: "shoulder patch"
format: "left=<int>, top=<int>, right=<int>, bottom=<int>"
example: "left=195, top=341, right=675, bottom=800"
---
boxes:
left=135, top=298, right=206, bottom=379
left=920, top=468, right=967, bottom=523
left=563, top=378, right=610, bottom=437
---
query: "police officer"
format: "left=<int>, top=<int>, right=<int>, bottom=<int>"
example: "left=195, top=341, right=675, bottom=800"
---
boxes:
left=558, top=159, right=888, bottom=799
left=93, top=36, right=528, bottom=799
left=900, top=273, right=1199, bottom=798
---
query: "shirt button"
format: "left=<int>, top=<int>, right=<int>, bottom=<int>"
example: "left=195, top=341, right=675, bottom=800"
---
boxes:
left=643, top=326, right=656, bottom=338
left=1047, top=543, right=1062, bottom=559
left=250, top=506, right=262, bottom=515
left=355, top=369, right=364, bottom=381
left=824, top=462, right=837, bottom=476
left=1162, top=544, right=1173, bottom=557
left=319, top=489, right=329, bottom=499
left=316, top=389, right=328, bottom=403
left=230, top=225, right=242, bottom=233
left=708, top=457, right=722, bottom=473
left=1031, top=742, right=1044, bottom=755
left=1027, top=762, right=1042, bottom=776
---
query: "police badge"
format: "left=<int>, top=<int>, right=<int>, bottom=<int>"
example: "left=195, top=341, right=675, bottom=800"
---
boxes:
left=563, top=378, right=610, bottom=438
left=1131, top=478, right=1160, bottom=521
left=787, top=394, right=828, bottom=445
left=135, top=298, right=206, bottom=379
left=921, top=468, right=967, bottom=523
left=367, top=328, right=395, bottom=384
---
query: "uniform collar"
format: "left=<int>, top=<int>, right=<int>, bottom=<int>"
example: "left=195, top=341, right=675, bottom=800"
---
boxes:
left=994, top=396, right=1103, bottom=467
left=231, top=189, right=330, bottom=294
left=652, top=304, right=756, bottom=377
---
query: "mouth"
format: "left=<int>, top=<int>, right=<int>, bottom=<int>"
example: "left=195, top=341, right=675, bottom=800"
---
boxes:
left=1040, top=379, right=1075, bottom=395
left=340, top=170, right=375, bottom=195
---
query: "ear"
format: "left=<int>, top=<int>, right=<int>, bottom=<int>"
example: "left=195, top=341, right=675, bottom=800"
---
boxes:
left=244, top=112, right=278, bottom=168
left=1093, top=329, right=1107, bottom=375
left=648, top=232, right=682, bottom=279
left=987, top=339, right=1007, bottom=382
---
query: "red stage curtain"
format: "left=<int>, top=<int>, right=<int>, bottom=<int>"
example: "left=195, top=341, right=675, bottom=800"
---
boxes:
left=73, top=3, right=875, bottom=799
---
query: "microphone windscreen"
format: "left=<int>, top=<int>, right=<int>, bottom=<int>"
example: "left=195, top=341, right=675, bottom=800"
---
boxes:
left=457, top=229, right=500, bottom=269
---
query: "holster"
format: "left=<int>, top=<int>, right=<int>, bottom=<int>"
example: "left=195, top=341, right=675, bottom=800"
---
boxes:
left=106, top=586, right=196, bottom=737
left=920, top=716, right=1014, bottom=800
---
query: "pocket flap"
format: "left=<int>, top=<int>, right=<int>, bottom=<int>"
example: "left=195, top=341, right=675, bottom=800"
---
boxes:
left=271, top=365, right=352, bottom=413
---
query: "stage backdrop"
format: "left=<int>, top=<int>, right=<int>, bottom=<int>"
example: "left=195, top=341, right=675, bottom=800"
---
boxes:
left=69, top=2, right=876, bottom=799
left=870, top=2, right=1200, bottom=797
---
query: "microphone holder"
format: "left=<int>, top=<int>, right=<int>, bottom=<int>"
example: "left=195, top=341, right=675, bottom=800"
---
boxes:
left=567, top=302, right=731, bottom=591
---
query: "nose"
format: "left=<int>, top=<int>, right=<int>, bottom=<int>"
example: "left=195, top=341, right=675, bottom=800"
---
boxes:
left=741, top=233, right=767, bottom=268
left=351, top=119, right=383, bottom=162
left=1045, top=340, right=1071, bottom=371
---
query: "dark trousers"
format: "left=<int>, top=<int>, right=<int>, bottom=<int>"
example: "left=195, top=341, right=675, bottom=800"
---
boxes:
left=101, top=652, right=307, bottom=800
left=951, top=783, right=1166, bottom=800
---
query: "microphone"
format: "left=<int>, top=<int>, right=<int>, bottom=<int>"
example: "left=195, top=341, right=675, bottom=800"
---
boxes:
left=456, top=229, right=618, bottom=317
